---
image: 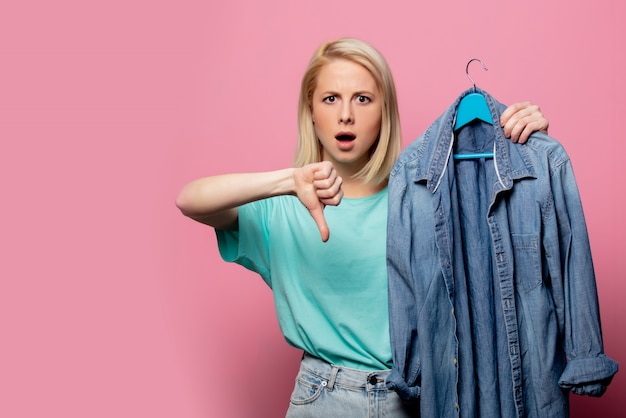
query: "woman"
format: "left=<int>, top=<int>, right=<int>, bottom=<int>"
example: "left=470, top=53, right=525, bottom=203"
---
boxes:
left=176, top=38, right=549, bottom=417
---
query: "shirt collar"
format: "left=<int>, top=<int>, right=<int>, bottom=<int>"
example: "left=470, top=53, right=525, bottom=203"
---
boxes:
left=411, top=88, right=536, bottom=193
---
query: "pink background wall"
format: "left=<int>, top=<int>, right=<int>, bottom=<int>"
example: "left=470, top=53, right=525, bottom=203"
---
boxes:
left=1, top=1, right=624, bottom=417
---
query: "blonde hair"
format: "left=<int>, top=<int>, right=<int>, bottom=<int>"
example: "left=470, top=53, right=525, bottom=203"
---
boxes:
left=293, top=38, right=402, bottom=185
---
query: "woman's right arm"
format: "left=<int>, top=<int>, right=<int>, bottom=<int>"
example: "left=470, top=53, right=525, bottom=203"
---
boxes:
left=176, top=168, right=298, bottom=229
left=175, top=162, right=343, bottom=242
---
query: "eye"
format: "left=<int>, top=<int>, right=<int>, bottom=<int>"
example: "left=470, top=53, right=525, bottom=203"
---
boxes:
left=356, top=95, right=371, bottom=104
left=323, top=96, right=337, bottom=103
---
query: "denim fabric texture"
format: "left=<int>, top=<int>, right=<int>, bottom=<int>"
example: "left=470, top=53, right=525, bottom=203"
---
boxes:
left=385, top=88, right=618, bottom=418
left=286, top=354, right=418, bottom=418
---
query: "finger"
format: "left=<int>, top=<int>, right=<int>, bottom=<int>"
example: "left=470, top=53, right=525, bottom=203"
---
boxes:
left=511, top=112, right=548, bottom=144
left=502, top=102, right=540, bottom=139
left=308, top=205, right=330, bottom=242
left=506, top=117, right=525, bottom=143
left=320, top=185, right=344, bottom=207
left=509, top=115, right=539, bottom=143
left=529, top=111, right=549, bottom=134
left=502, top=114, right=520, bottom=140
left=314, top=176, right=343, bottom=200
left=517, top=120, right=543, bottom=144
left=313, top=177, right=334, bottom=191
left=314, top=162, right=334, bottom=180
left=517, top=125, right=532, bottom=144
left=500, top=102, right=527, bottom=128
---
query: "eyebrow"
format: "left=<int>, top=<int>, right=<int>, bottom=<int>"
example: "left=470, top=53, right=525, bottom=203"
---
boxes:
left=319, top=90, right=377, bottom=96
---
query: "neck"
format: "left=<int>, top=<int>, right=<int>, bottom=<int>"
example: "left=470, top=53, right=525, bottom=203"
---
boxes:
left=341, top=177, right=387, bottom=198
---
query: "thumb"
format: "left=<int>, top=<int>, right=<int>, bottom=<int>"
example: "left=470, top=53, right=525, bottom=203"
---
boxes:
left=308, top=204, right=330, bottom=242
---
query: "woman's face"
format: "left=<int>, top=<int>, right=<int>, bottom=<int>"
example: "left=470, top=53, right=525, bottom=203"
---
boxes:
left=311, top=59, right=382, bottom=175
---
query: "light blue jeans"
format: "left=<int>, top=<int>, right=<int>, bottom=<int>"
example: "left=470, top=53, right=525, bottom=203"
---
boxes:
left=285, top=354, right=418, bottom=417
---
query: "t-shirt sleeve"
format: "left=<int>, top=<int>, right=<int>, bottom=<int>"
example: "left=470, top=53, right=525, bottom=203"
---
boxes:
left=215, top=200, right=273, bottom=286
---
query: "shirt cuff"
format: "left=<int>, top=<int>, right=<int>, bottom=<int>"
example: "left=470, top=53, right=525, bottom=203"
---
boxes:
left=558, top=354, right=619, bottom=397
left=386, top=369, right=421, bottom=403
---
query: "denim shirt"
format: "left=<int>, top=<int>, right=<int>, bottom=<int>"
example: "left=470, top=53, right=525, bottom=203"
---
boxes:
left=386, top=88, right=618, bottom=417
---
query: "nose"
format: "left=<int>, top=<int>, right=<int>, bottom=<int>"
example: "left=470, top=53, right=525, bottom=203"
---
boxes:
left=339, top=102, right=353, bottom=124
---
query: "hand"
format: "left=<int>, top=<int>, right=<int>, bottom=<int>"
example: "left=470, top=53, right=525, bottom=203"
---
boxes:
left=500, top=101, right=549, bottom=144
left=294, top=161, right=343, bottom=242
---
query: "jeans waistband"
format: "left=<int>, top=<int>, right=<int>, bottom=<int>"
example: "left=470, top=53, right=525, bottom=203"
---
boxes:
left=300, top=353, right=390, bottom=391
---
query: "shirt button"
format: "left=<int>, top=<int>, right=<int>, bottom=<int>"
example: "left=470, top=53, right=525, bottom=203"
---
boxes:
left=453, top=358, right=457, bottom=366
left=454, top=402, right=459, bottom=410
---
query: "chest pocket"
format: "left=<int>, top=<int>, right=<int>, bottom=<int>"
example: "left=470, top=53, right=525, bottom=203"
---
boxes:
left=511, top=234, right=543, bottom=292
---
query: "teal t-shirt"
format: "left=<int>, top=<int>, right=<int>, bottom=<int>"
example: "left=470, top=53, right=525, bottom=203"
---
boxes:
left=216, top=188, right=392, bottom=371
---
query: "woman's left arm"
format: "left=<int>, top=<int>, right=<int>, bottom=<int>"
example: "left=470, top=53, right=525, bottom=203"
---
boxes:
left=501, top=101, right=549, bottom=144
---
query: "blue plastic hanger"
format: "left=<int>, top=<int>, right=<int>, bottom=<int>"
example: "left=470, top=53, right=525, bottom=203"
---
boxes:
left=453, top=58, right=494, bottom=160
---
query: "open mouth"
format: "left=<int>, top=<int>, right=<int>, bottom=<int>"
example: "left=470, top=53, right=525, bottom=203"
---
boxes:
left=335, top=133, right=356, bottom=141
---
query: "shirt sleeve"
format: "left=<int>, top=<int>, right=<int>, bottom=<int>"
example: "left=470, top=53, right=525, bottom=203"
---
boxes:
left=386, top=161, right=423, bottom=403
left=547, top=156, right=619, bottom=395
left=215, top=200, right=273, bottom=286
left=559, top=355, right=618, bottom=396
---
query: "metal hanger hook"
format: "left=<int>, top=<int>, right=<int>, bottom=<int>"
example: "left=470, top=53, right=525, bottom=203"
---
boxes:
left=466, top=58, right=488, bottom=92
